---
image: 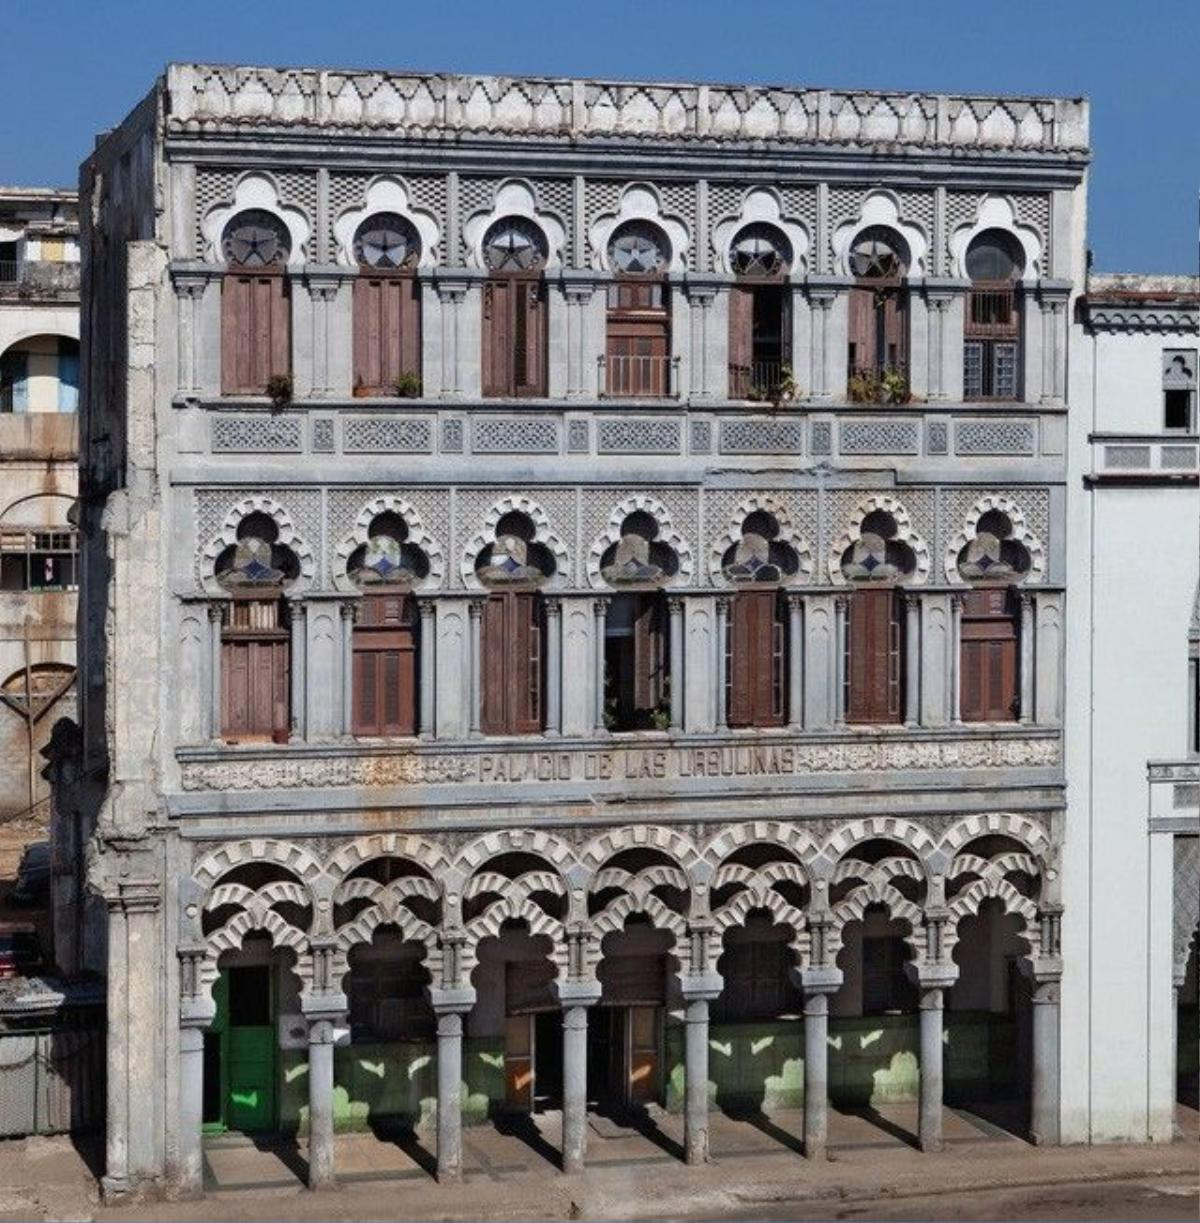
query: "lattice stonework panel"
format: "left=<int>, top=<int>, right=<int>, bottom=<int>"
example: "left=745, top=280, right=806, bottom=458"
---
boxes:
left=943, top=487, right=1050, bottom=559
left=1012, top=193, right=1051, bottom=266
left=954, top=420, right=1036, bottom=456
left=657, top=182, right=697, bottom=269
left=584, top=180, right=623, bottom=235
left=825, top=488, right=936, bottom=566
left=454, top=487, right=578, bottom=585
left=580, top=486, right=700, bottom=586
left=194, top=169, right=238, bottom=252
left=780, top=186, right=819, bottom=244
left=194, top=487, right=324, bottom=586
left=472, top=417, right=559, bottom=454
left=827, top=186, right=867, bottom=255
left=703, top=488, right=819, bottom=578
left=458, top=176, right=497, bottom=226
left=210, top=415, right=304, bottom=454
left=343, top=417, right=434, bottom=454
left=945, top=192, right=984, bottom=246
left=535, top=178, right=574, bottom=259
left=898, top=190, right=934, bottom=247
left=327, top=487, right=450, bottom=575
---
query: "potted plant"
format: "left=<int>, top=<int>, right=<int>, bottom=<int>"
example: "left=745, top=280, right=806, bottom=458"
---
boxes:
left=392, top=371, right=422, bottom=399
left=847, top=369, right=878, bottom=404
left=771, top=364, right=798, bottom=407
left=881, top=366, right=910, bottom=405
left=265, top=373, right=293, bottom=411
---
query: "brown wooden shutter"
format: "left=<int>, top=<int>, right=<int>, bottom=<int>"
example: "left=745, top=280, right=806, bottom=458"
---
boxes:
left=353, top=277, right=421, bottom=394
left=481, top=592, right=543, bottom=734
left=220, top=600, right=290, bottom=740
left=960, top=588, right=1018, bottom=722
left=632, top=594, right=665, bottom=712
left=352, top=594, right=417, bottom=736
left=222, top=273, right=291, bottom=394
left=847, top=286, right=875, bottom=375
left=482, top=278, right=509, bottom=397
left=728, top=284, right=755, bottom=397
left=481, top=595, right=508, bottom=733
left=514, top=280, right=547, bottom=396
left=847, top=588, right=903, bottom=724
left=728, top=592, right=786, bottom=728
left=882, top=288, right=908, bottom=371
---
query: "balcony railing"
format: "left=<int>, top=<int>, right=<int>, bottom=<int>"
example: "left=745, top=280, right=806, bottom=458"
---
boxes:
left=846, top=363, right=911, bottom=405
left=0, top=260, right=18, bottom=284
left=603, top=354, right=676, bottom=398
left=729, top=359, right=791, bottom=402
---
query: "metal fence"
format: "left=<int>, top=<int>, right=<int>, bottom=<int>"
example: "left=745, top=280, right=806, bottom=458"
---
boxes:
left=0, top=1023, right=105, bottom=1137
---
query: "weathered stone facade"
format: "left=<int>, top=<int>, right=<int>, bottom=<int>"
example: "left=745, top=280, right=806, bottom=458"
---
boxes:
left=67, top=64, right=1195, bottom=1202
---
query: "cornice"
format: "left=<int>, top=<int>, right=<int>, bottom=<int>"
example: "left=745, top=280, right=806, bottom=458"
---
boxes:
left=1081, top=298, right=1199, bottom=334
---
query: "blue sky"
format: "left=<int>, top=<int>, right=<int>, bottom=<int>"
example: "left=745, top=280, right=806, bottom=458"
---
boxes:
left=3, top=0, right=1196, bottom=272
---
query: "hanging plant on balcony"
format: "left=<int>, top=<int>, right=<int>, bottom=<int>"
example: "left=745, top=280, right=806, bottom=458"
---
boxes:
left=881, top=366, right=911, bottom=404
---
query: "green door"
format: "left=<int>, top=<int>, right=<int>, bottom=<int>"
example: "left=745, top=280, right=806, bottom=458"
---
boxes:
left=208, top=965, right=278, bottom=1133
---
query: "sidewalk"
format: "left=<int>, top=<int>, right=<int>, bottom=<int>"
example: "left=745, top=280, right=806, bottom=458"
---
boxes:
left=0, top=1103, right=1195, bottom=1222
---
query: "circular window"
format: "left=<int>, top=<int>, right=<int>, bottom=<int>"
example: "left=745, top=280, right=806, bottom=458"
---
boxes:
left=849, top=226, right=908, bottom=280
left=609, top=221, right=669, bottom=275
left=966, top=229, right=1024, bottom=282
left=730, top=224, right=791, bottom=277
left=222, top=209, right=290, bottom=268
left=354, top=213, right=420, bottom=270
left=482, top=217, right=548, bottom=273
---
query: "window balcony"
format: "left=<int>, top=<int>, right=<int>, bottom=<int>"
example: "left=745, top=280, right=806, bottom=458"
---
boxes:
left=603, top=354, right=676, bottom=399
left=728, top=359, right=791, bottom=403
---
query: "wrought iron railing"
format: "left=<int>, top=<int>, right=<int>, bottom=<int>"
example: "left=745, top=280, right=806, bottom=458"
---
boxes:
left=603, top=354, right=675, bottom=398
left=729, top=359, right=789, bottom=401
left=0, top=260, right=18, bottom=283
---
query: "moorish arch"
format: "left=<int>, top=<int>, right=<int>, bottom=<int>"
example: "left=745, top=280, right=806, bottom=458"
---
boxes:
left=333, top=495, right=446, bottom=593
left=827, top=494, right=930, bottom=587
left=199, top=494, right=316, bottom=596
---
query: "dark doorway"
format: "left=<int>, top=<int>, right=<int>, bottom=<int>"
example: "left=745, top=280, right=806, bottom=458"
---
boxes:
left=533, top=1011, right=563, bottom=1111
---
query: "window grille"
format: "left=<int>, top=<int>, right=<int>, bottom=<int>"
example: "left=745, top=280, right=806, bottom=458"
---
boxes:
left=0, top=528, right=78, bottom=592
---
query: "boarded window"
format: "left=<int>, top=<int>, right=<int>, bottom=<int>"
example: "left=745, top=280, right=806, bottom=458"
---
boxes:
left=845, top=588, right=903, bottom=724
left=604, top=593, right=668, bottom=731
left=960, top=588, right=1019, bottom=722
left=481, top=591, right=543, bottom=734
left=221, top=598, right=290, bottom=740
left=221, top=273, right=291, bottom=394
left=352, top=275, right=421, bottom=395
left=726, top=590, right=786, bottom=728
left=352, top=593, right=418, bottom=736
left=482, top=277, right=547, bottom=397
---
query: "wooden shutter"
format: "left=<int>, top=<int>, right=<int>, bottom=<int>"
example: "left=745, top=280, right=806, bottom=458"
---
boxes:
left=960, top=588, right=1019, bottom=722
left=481, top=592, right=543, bottom=734
left=728, top=592, right=786, bottom=728
left=847, top=588, right=903, bottom=724
left=352, top=594, right=417, bottom=735
left=882, top=288, right=908, bottom=371
left=847, top=286, right=875, bottom=374
left=632, top=594, right=665, bottom=712
left=482, top=278, right=511, bottom=397
left=728, top=284, right=755, bottom=397
left=222, top=273, right=291, bottom=394
left=221, top=611, right=290, bottom=741
left=352, top=276, right=421, bottom=394
left=513, top=280, right=547, bottom=396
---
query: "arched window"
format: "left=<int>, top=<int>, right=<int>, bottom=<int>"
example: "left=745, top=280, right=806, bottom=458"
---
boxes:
left=481, top=217, right=548, bottom=398
left=348, top=512, right=429, bottom=736
left=606, top=221, right=671, bottom=397
left=352, top=213, right=422, bottom=397
left=0, top=336, right=78, bottom=413
left=475, top=511, right=556, bottom=734
left=964, top=229, right=1024, bottom=401
left=0, top=493, right=76, bottom=592
left=220, top=210, right=291, bottom=395
left=847, top=226, right=910, bottom=403
left=214, top=512, right=298, bottom=742
left=728, top=225, right=792, bottom=401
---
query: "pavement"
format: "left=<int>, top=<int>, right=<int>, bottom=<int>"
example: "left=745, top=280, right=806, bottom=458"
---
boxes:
left=0, top=1102, right=1195, bottom=1221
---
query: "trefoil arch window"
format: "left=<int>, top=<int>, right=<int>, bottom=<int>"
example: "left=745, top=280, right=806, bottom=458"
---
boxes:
left=606, top=221, right=671, bottom=398
left=728, top=225, right=792, bottom=402
left=847, top=226, right=910, bottom=404
left=481, top=217, right=548, bottom=398
left=352, top=213, right=422, bottom=397
left=221, top=210, right=292, bottom=395
left=964, top=229, right=1024, bottom=401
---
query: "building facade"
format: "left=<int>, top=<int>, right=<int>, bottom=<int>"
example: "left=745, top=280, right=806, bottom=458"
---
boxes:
left=0, top=187, right=80, bottom=826
left=62, top=65, right=1188, bottom=1201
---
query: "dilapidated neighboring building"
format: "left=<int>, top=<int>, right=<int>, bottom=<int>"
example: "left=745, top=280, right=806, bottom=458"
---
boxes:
left=61, top=64, right=1195, bottom=1202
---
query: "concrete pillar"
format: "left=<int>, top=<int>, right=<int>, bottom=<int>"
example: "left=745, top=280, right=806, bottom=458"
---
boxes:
left=668, top=596, right=685, bottom=732
left=468, top=598, right=483, bottom=737
left=561, top=1006, right=588, bottom=1173
left=289, top=599, right=307, bottom=740
left=714, top=597, right=729, bottom=728
left=429, top=987, right=475, bottom=1182
left=177, top=1025, right=206, bottom=1196
left=1030, top=978, right=1061, bottom=1145
left=207, top=604, right=223, bottom=740
left=339, top=602, right=355, bottom=736
left=306, top=1017, right=338, bottom=1189
left=950, top=594, right=964, bottom=723
left=545, top=598, right=562, bottom=735
left=592, top=598, right=608, bottom=731
left=1019, top=591, right=1035, bottom=723
left=419, top=599, right=436, bottom=739
left=904, top=592, right=921, bottom=726
left=681, top=989, right=720, bottom=1165
left=918, top=988, right=945, bottom=1152
left=803, top=992, right=830, bottom=1159
left=786, top=594, right=804, bottom=729
left=834, top=595, right=848, bottom=725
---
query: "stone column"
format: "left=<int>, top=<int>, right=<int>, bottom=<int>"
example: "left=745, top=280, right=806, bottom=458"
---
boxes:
left=429, top=987, right=477, bottom=1182
left=714, top=597, right=730, bottom=729
left=468, top=598, right=484, bottom=737
left=419, top=599, right=436, bottom=739
left=556, top=979, right=601, bottom=1174
left=592, top=597, right=608, bottom=732
left=339, top=601, right=356, bottom=737
left=434, top=278, right=469, bottom=398
left=171, top=272, right=209, bottom=395
left=305, top=1015, right=340, bottom=1188
left=904, top=592, right=921, bottom=726
left=207, top=604, right=223, bottom=740
left=177, top=1024, right=206, bottom=1195
left=1018, top=591, right=1035, bottom=724
left=795, top=965, right=842, bottom=1160
left=668, top=597, right=685, bottom=732
left=680, top=974, right=722, bottom=1165
left=304, top=272, right=343, bottom=397
left=918, top=988, right=945, bottom=1152
left=289, top=599, right=307, bottom=741
left=545, top=597, right=562, bottom=736
left=807, top=288, right=835, bottom=401
left=562, top=279, right=596, bottom=399
left=950, top=593, right=964, bottom=724
left=685, top=283, right=717, bottom=399
left=787, top=594, right=805, bottom=729
left=1030, top=976, right=1062, bottom=1145
left=834, top=595, right=849, bottom=725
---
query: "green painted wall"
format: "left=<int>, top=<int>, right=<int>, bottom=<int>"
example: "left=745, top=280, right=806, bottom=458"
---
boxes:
left=664, top=1012, right=1018, bottom=1113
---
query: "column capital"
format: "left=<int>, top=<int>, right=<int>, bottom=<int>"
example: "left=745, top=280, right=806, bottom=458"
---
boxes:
left=667, top=594, right=687, bottom=615
left=950, top=590, right=966, bottom=611
left=786, top=591, right=807, bottom=612
left=428, top=985, right=477, bottom=1015
left=792, top=965, right=844, bottom=996
left=680, top=971, right=723, bottom=1003
left=339, top=598, right=359, bottom=622
left=555, top=978, right=602, bottom=1008
left=544, top=596, right=562, bottom=618
left=467, top=597, right=486, bottom=619
left=906, top=960, right=959, bottom=992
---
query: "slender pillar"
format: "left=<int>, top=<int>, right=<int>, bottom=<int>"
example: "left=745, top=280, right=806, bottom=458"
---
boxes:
left=207, top=604, right=223, bottom=740
left=950, top=594, right=964, bottom=723
left=834, top=595, right=849, bottom=725
left=592, top=597, right=608, bottom=731
left=787, top=594, right=804, bottom=729
left=714, top=597, right=729, bottom=728
left=668, top=597, right=685, bottom=732
left=684, top=998, right=712, bottom=1164
left=339, top=601, right=355, bottom=737
left=468, top=599, right=484, bottom=736
left=561, top=1006, right=588, bottom=1173
left=545, top=598, right=562, bottom=735
left=306, top=1017, right=337, bottom=1189
left=803, top=992, right=830, bottom=1159
left=918, top=988, right=945, bottom=1152
left=1018, top=592, right=1035, bottom=724
left=177, top=1024, right=206, bottom=1195
left=904, top=592, right=921, bottom=726
left=289, top=600, right=307, bottom=740
left=435, top=1010, right=466, bottom=1180
left=419, top=599, right=436, bottom=739
left=1030, top=978, right=1061, bottom=1145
